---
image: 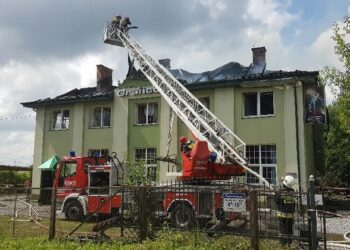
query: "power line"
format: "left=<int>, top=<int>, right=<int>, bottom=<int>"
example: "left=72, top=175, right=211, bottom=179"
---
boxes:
left=0, top=114, right=35, bottom=121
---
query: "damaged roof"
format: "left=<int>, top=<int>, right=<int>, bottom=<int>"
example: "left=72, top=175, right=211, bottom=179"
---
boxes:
left=21, top=87, right=115, bottom=108
left=22, top=59, right=318, bottom=108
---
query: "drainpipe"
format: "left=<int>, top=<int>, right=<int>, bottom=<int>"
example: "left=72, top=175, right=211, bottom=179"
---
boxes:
left=294, top=82, right=302, bottom=191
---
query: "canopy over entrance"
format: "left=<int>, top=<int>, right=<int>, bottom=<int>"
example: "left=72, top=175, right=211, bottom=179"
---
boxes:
left=38, top=156, right=60, bottom=170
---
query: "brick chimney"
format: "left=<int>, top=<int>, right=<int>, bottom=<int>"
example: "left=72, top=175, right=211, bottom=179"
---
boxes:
left=159, top=58, right=171, bottom=70
left=96, top=64, right=113, bottom=92
left=251, top=47, right=266, bottom=67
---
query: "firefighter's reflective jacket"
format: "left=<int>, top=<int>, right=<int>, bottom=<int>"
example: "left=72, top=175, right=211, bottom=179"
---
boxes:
left=275, top=186, right=295, bottom=219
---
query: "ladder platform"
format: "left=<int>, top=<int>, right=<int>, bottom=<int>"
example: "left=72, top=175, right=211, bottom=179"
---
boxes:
left=104, top=37, right=124, bottom=47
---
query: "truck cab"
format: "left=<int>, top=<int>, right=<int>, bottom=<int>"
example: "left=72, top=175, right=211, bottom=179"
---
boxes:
left=53, top=154, right=123, bottom=221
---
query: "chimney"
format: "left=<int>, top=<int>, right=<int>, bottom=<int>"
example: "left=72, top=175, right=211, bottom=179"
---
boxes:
left=96, top=64, right=113, bottom=92
left=251, top=47, right=266, bottom=67
left=159, top=58, right=171, bottom=70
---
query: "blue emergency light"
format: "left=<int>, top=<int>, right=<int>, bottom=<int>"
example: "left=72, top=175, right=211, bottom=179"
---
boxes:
left=69, top=151, right=76, bottom=157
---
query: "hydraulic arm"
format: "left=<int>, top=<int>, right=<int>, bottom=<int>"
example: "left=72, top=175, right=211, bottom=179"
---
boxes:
left=103, top=17, right=271, bottom=188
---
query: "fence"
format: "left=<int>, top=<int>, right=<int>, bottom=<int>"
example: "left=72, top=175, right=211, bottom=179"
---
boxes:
left=0, top=179, right=327, bottom=249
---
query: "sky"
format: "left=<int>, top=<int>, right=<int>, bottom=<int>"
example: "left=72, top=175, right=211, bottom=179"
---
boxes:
left=0, top=0, right=349, bottom=166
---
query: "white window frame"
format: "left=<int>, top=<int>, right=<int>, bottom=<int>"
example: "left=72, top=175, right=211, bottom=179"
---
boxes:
left=90, top=107, right=111, bottom=128
left=52, top=109, right=70, bottom=130
left=243, top=91, right=274, bottom=118
left=135, top=102, right=158, bottom=125
left=135, top=147, right=157, bottom=181
left=245, top=145, right=277, bottom=185
left=88, top=148, right=109, bottom=157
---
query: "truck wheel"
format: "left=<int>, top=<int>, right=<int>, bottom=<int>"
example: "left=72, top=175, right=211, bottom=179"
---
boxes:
left=65, top=200, right=84, bottom=221
left=171, top=204, right=195, bottom=229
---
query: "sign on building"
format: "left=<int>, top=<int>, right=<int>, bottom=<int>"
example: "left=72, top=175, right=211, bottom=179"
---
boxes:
left=116, top=87, right=158, bottom=97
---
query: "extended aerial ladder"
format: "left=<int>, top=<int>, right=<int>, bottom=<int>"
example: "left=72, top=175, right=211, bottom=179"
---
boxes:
left=103, top=17, right=271, bottom=188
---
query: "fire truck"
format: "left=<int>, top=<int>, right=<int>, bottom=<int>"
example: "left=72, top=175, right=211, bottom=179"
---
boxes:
left=51, top=15, right=272, bottom=229
left=54, top=153, right=123, bottom=221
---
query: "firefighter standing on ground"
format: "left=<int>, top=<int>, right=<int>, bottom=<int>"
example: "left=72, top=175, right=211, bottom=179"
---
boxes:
left=275, top=175, right=296, bottom=245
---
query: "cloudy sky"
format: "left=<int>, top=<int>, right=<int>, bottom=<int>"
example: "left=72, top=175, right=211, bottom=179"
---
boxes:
left=0, top=0, right=348, bottom=166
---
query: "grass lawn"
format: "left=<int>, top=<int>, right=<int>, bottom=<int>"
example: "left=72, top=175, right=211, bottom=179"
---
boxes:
left=0, top=231, right=298, bottom=250
left=0, top=215, right=299, bottom=249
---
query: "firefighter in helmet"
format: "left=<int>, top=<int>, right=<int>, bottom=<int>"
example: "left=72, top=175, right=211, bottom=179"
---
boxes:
left=275, top=175, right=296, bottom=245
left=112, top=15, right=122, bottom=28
left=179, top=136, right=195, bottom=156
left=121, top=17, right=131, bottom=32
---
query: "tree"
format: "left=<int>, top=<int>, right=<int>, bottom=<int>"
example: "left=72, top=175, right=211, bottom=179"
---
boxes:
left=322, top=16, right=350, bottom=186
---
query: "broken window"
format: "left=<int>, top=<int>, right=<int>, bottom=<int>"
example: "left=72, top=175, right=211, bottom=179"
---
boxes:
left=91, top=107, right=111, bottom=128
left=52, top=109, right=70, bottom=130
left=136, top=102, right=158, bottom=125
left=244, top=91, right=274, bottom=117
left=246, top=145, right=277, bottom=185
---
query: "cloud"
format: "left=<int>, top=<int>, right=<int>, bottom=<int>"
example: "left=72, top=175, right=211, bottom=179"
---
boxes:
left=0, top=0, right=347, bottom=165
left=0, top=131, right=34, bottom=166
left=307, top=28, right=341, bottom=69
left=245, top=0, right=298, bottom=31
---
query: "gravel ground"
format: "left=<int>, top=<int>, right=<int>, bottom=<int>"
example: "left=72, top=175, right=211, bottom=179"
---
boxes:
left=325, top=215, right=350, bottom=235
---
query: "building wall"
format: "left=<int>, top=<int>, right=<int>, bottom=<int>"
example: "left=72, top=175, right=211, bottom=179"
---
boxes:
left=82, top=101, right=113, bottom=155
left=31, top=79, right=318, bottom=188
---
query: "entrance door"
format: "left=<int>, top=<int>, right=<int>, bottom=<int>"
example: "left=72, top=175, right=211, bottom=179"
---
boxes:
left=39, top=170, right=54, bottom=205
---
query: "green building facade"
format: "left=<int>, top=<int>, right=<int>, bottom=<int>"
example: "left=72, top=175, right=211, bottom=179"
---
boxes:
left=22, top=48, right=324, bottom=190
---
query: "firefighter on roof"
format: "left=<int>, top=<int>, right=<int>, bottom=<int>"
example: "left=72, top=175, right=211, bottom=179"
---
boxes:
left=275, top=175, right=296, bottom=245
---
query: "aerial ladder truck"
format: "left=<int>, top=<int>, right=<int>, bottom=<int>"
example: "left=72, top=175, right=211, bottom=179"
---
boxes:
left=52, top=16, right=272, bottom=231
left=103, top=16, right=271, bottom=188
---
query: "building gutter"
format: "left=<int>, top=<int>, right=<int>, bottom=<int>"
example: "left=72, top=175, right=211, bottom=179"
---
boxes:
left=294, top=83, right=302, bottom=190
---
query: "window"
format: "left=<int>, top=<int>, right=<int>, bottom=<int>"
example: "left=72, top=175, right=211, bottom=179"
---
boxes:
left=135, top=148, right=157, bottom=181
left=91, top=107, right=111, bottom=128
left=244, top=91, right=274, bottom=117
left=198, top=97, right=210, bottom=109
left=88, top=149, right=109, bottom=157
left=136, top=102, right=158, bottom=125
left=246, top=145, right=277, bottom=185
left=58, top=161, right=77, bottom=186
left=52, top=109, right=69, bottom=130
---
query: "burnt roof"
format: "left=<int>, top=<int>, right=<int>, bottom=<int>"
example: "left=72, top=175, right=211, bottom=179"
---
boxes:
left=22, top=60, right=318, bottom=108
left=21, top=87, right=115, bottom=108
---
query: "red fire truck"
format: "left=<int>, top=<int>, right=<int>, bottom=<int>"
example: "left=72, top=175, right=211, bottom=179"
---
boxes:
left=53, top=153, right=123, bottom=221
left=53, top=139, right=246, bottom=230
left=49, top=15, right=272, bottom=230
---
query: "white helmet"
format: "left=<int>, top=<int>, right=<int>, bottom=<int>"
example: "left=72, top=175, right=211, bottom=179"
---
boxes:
left=283, top=175, right=295, bottom=188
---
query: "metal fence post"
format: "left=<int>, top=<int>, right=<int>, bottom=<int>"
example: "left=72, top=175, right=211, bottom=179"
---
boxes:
left=308, top=175, right=317, bottom=250
left=250, top=190, right=259, bottom=250
left=49, top=188, right=57, bottom=240
left=139, top=186, right=147, bottom=241
left=12, top=187, right=18, bottom=237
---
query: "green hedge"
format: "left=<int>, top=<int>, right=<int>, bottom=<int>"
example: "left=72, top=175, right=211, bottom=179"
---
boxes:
left=0, top=172, right=30, bottom=186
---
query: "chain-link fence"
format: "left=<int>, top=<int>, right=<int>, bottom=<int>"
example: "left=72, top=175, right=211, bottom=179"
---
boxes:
left=0, top=181, right=327, bottom=248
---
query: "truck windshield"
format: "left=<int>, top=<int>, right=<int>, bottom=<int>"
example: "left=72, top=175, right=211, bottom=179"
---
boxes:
left=61, top=161, right=77, bottom=178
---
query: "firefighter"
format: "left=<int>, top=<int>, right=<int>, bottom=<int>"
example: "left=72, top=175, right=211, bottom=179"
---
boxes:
left=121, top=17, right=131, bottom=32
left=275, top=175, right=296, bottom=245
left=179, top=136, right=195, bottom=156
left=112, top=15, right=122, bottom=28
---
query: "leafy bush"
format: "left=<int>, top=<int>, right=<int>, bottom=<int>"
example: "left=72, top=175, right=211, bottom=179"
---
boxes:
left=0, top=171, right=30, bottom=185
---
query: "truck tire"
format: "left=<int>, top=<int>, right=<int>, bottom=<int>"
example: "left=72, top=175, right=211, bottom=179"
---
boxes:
left=171, top=204, right=195, bottom=229
left=65, top=200, right=84, bottom=221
